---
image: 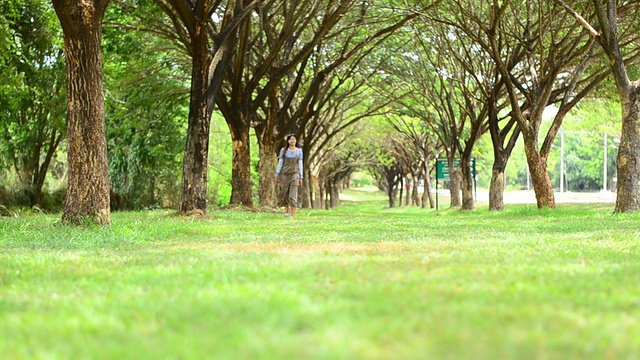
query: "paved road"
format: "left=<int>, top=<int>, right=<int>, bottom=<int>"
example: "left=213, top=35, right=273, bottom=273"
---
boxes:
left=348, top=186, right=617, bottom=204
left=467, top=190, right=616, bottom=204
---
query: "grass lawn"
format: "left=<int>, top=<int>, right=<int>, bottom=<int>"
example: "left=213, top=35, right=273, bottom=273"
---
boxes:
left=1, top=187, right=640, bottom=359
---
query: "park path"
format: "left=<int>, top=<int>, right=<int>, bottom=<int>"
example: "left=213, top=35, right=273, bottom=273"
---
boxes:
left=342, top=186, right=616, bottom=205
left=472, top=190, right=616, bottom=204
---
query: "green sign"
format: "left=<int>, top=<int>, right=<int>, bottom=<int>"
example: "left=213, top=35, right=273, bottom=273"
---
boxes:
left=436, top=158, right=476, bottom=180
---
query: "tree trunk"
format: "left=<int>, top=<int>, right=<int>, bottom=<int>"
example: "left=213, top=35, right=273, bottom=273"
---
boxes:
left=254, top=80, right=278, bottom=208
left=312, top=173, right=322, bottom=208
left=423, top=177, right=433, bottom=208
left=228, top=119, right=253, bottom=206
left=488, top=115, right=520, bottom=211
left=523, top=136, right=556, bottom=208
left=385, top=171, right=398, bottom=208
left=405, top=177, right=411, bottom=206
left=460, top=157, right=475, bottom=210
left=181, top=41, right=212, bottom=214
left=302, top=167, right=312, bottom=208
left=411, top=176, right=420, bottom=206
left=330, top=181, right=340, bottom=208
left=257, top=140, right=278, bottom=207
left=398, top=177, right=404, bottom=207
left=53, top=0, right=111, bottom=225
left=32, top=130, right=63, bottom=207
left=325, top=179, right=332, bottom=209
left=488, top=164, right=506, bottom=211
left=316, top=175, right=324, bottom=209
left=387, top=187, right=395, bottom=208
left=423, top=160, right=434, bottom=208
left=615, top=82, right=640, bottom=212
left=449, top=167, right=462, bottom=208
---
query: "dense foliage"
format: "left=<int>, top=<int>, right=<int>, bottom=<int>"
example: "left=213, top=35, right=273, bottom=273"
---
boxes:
left=102, top=4, right=190, bottom=210
left=0, top=0, right=66, bottom=209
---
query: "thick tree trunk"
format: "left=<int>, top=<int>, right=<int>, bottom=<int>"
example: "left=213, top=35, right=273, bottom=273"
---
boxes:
left=166, top=0, right=253, bottom=214
left=385, top=171, right=398, bottom=208
left=387, top=186, right=397, bottom=208
left=589, top=0, right=640, bottom=212
left=312, top=174, right=322, bottom=209
left=423, top=161, right=434, bottom=208
left=325, top=179, right=332, bottom=209
left=319, top=175, right=327, bottom=209
left=460, top=158, right=475, bottom=211
left=330, top=181, right=340, bottom=208
left=181, top=44, right=212, bottom=214
left=411, top=176, right=420, bottom=206
left=488, top=165, right=506, bottom=211
left=488, top=115, right=520, bottom=211
left=449, top=167, right=462, bottom=208
left=254, top=83, right=278, bottom=208
left=488, top=124, right=519, bottom=211
left=301, top=167, right=311, bottom=208
left=423, top=178, right=433, bottom=208
left=615, top=83, right=640, bottom=212
left=53, top=0, right=111, bottom=225
left=523, top=137, right=555, bottom=208
left=228, top=120, right=253, bottom=206
left=257, top=140, right=278, bottom=207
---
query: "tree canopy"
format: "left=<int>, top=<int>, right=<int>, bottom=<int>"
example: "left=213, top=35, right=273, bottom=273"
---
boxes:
left=2, top=0, right=640, bottom=219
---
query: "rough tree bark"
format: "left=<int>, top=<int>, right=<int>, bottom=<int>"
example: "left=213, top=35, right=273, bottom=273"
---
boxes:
left=255, top=124, right=279, bottom=207
left=423, top=161, right=434, bottom=209
left=488, top=165, right=505, bottom=211
left=614, top=86, right=640, bottom=212
left=180, top=31, right=213, bottom=214
left=523, top=134, right=556, bottom=208
left=487, top=108, right=521, bottom=211
left=52, top=0, right=111, bottom=225
left=151, top=0, right=260, bottom=213
left=555, top=0, right=640, bottom=212
left=448, top=162, right=462, bottom=208
left=228, top=117, right=253, bottom=206
left=460, top=157, right=475, bottom=210
left=487, top=85, right=520, bottom=211
left=593, top=0, right=640, bottom=213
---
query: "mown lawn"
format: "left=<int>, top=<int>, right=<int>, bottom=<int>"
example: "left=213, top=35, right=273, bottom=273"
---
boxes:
left=1, top=187, right=640, bottom=359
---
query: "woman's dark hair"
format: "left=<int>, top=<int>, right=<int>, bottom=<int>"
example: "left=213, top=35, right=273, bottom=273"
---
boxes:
left=284, top=134, right=298, bottom=148
left=280, top=133, right=298, bottom=157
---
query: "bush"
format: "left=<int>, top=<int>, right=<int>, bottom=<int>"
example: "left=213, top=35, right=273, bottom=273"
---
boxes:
left=0, top=184, right=6, bottom=207
left=351, top=172, right=373, bottom=187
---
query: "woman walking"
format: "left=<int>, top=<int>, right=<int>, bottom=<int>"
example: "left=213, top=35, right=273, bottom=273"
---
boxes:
left=275, top=134, right=303, bottom=219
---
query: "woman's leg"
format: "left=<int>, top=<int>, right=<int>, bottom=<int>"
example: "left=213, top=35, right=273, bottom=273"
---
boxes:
left=288, top=177, right=299, bottom=218
left=281, top=174, right=291, bottom=215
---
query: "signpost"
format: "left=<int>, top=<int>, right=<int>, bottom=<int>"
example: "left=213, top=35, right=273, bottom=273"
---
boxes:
left=435, top=158, right=476, bottom=210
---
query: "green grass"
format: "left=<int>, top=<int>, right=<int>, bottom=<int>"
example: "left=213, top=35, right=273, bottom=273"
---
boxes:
left=2, top=187, right=640, bottom=359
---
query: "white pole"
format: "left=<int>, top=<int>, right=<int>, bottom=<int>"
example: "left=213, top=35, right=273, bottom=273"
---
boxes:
left=560, top=127, right=565, bottom=193
left=604, top=132, right=608, bottom=192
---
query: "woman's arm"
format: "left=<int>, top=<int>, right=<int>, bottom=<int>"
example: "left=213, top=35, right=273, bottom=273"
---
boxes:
left=275, top=148, right=284, bottom=176
left=298, top=148, right=304, bottom=179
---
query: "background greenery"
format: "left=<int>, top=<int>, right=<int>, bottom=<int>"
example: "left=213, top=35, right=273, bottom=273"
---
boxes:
left=2, top=187, right=639, bottom=359
left=0, top=1, right=630, bottom=212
